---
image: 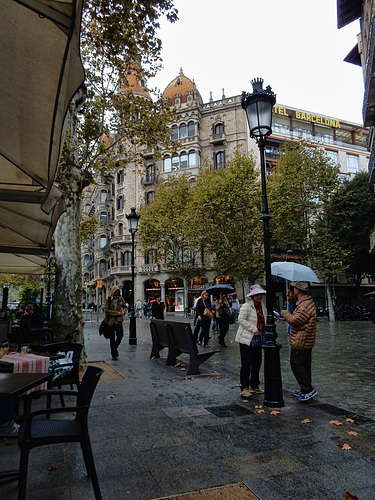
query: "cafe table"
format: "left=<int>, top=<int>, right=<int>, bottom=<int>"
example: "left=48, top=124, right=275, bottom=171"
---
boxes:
left=0, top=353, right=50, bottom=394
left=0, top=371, right=53, bottom=479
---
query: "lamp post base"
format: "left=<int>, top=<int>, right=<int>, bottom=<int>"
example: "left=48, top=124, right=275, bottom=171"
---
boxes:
left=129, top=308, right=137, bottom=345
left=263, top=342, right=284, bottom=407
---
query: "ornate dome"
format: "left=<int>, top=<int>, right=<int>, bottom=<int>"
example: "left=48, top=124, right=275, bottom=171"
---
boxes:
left=162, top=68, right=202, bottom=104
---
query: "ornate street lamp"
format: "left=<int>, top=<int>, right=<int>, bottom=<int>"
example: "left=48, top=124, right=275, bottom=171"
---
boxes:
left=126, top=208, right=140, bottom=345
left=241, top=78, right=284, bottom=407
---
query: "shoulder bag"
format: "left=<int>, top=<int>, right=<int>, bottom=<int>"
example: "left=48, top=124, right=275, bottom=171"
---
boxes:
left=202, top=300, right=213, bottom=320
left=220, top=307, right=234, bottom=324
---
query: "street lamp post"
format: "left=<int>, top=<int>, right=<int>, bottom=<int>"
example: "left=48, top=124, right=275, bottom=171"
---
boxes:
left=241, top=78, right=284, bottom=407
left=126, top=208, right=140, bottom=345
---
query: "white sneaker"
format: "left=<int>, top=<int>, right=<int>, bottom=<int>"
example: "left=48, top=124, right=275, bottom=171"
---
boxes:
left=0, top=420, right=20, bottom=437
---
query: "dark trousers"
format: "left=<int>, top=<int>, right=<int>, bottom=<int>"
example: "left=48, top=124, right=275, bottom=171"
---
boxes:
left=198, top=319, right=211, bottom=346
left=193, top=320, right=201, bottom=341
left=108, top=323, right=124, bottom=356
left=217, top=318, right=229, bottom=344
left=239, top=343, right=262, bottom=389
left=290, top=348, right=313, bottom=394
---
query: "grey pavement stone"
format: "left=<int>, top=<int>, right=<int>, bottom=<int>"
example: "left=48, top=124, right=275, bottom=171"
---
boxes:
left=1, top=316, right=374, bottom=499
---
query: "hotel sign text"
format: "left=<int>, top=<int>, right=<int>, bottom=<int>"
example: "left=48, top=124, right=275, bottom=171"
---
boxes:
left=273, top=106, right=341, bottom=128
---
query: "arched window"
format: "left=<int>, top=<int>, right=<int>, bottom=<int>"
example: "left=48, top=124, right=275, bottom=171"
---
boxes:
left=164, top=156, right=171, bottom=172
left=146, top=191, right=155, bottom=205
left=188, top=150, right=196, bottom=168
left=179, top=123, right=187, bottom=139
left=122, top=251, right=132, bottom=266
left=100, top=190, right=107, bottom=203
left=145, top=250, right=156, bottom=264
left=171, top=125, right=178, bottom=141
left=215, top=151, right=225, bottom=169
left=117, top=196, right=123, bottom=209
left=214, top=123, right=224, bottom=135
left=118, top=223, right=123, bottom=236
left=100, top=211, right=107, bottom=225
left=188, top=121, right=195, bottom=137
left=180, top=152, right=188, bottom=169
left=84, top=254, right=90, bottom=266
left=117, top=170, right=124, bottom=183
left=172, top=155, right=179, bottom=170
left=99, top=235, right=107, bottom=249
left=146, top=164, right=155, bottom=182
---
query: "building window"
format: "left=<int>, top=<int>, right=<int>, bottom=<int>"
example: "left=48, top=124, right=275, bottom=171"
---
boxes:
left=273, top=122, right=290, bottom=135
left=172, top=155, right=179, bottom=170
left=215, top=151, right=225, bottom=169
left=325, top=149, right=339, bottom=165
left=85, top=203, right=90, bottom=214
left=100, top=211, right=107, bottom=225
left=346, top=154, right=359, bottom=174
left=145, top=250, right=156, bottom=264
left=117, top=170, right=124, bottom=183
left=146, top=164, right=155, bottom=182
left=100, top=190, right=107, bottom=203
left=118, top=223, right=123, bottom=236
left=164, top=156, right=171, bottom=172
left=214, top=123, right=224, bottom=135
left=180, top=123, right=187, bottom=139
left=171, top=125, right=178, bottom=141
left=188, top=150, right=196, bottom=168
left=188, top=121, right=195, bottom=137
left=122, top=251, right=132, bottom=266
left=180, top=152, right=188, bottom=169
left=146, top=191, right=155, bottom=205
left=99, top=235, right=107, bottom=249
left=84, top=254, right=90, bottom=266
left=117, top=196, right=123, bottom=209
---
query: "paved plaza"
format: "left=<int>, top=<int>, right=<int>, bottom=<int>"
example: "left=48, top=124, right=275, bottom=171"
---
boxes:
left=1, top=314, right=375, bottom=499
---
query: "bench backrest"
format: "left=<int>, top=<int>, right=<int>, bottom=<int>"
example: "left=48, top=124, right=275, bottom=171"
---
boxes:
left=150, top=319, right=169, bottom=346
left=164, top=321, right=198, bottom=355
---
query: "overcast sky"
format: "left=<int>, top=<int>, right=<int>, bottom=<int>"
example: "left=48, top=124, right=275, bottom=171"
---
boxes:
left=149, top=0, right=364, bottom=125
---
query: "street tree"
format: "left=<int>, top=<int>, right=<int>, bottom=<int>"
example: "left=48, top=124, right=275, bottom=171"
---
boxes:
left=268, top=142, right=345, bottom=319
left=191, top=148, right=264, bottom=292
left=327, top=171, right=375, bottom=303
left=138, top=174, right=203, bottom=306
left=52, top=1, right=177, bottom=340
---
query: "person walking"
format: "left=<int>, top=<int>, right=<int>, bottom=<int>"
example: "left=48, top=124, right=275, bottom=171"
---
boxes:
left=152, top=295, right=165, bottom=319
left=214, top=292, right=231, bottom=347
left=135, top=299, right=143, bottom=319
left=195, top=291, right=213, bottom=347
left=230, top=293, right=241, bottom=323
left=235, top=284, right=266, bottom=398
left=281, top=281, right=318, bottom=402
left=104, top=285, right=127, bottom=360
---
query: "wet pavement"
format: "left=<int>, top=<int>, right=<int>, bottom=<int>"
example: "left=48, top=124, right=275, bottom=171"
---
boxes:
left=1, top=314, right=375, bottom=499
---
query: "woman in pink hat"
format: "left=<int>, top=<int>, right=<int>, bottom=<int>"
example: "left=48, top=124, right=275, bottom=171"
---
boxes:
left=235, top=284, right=266, bottom=399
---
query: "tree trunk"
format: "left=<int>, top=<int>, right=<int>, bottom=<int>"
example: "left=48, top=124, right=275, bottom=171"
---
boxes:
left=326, top=283, right=335, bottom=322
left=52, top=189, right=84, bottom=342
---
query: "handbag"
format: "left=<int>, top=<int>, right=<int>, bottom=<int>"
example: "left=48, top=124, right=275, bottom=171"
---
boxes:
left=99, top=318, right=113, bottom=339
left=203, top=307, right=213, bottom=320
left=251, top=332, right=266, bottom=348
left=220, top=307, right=234, bottom=325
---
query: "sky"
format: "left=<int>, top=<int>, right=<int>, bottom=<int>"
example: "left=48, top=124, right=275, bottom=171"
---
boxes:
left=149, top=0, right=364, bottom=125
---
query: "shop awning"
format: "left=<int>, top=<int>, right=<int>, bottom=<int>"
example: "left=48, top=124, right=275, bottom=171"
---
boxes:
left=0, top=0, right=85, bottom=273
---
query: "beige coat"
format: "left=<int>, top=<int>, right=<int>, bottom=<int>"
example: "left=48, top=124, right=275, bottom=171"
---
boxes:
left=283, top=295, right=317, bottom=350
left=104, top=285, right=127, bottom=327
left=235, top=299, right=267, bottom=346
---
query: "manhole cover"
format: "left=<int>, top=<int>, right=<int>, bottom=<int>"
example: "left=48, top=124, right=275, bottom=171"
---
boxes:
left=205, top=404, right=252, bottom=418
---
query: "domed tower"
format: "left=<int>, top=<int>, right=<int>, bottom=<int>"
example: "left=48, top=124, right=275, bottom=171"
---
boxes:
left=162, top=68, right=203, bottom=106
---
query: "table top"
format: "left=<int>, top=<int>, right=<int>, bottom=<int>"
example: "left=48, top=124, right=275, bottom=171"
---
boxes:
left=0, top=372, right=52, bottom=398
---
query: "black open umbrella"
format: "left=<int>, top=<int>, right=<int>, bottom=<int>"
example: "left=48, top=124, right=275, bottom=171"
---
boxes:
left=206, top=284, right=235, bottom=295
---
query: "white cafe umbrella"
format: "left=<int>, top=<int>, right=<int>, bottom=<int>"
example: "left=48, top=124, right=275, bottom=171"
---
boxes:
left=271, top=262, right=319, bottom=283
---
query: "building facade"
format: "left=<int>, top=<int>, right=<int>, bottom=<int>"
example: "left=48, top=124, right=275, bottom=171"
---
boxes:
left=81, top=69, right=370, bottom=312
